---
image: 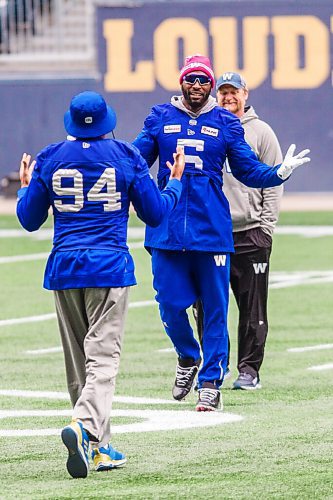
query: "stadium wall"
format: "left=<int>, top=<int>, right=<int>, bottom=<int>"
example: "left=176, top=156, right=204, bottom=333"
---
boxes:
left=0, top=0, right=332, bottom=192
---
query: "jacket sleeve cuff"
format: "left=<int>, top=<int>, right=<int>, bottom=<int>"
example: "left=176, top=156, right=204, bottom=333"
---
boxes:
left=17, top=187, right=28, bottom=200
left=166, top=178, right=182, bottom=191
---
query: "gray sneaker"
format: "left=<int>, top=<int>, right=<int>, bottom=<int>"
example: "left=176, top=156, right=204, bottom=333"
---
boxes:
left=233, top=372, right=262, bottom=390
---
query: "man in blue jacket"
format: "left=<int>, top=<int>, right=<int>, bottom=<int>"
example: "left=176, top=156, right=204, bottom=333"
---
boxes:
left=133, top=54, right=310, bottom=412
left=17, top=91, right=185, bottom=479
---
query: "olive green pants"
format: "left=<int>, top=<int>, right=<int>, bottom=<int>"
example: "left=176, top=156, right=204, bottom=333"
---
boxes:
left=54, top=286, right=129, bottom=447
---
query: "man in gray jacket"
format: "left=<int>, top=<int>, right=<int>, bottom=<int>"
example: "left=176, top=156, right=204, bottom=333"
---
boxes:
left=194, top=72, right=283, bottom=390
left=217, top=72, right=283, bottom=389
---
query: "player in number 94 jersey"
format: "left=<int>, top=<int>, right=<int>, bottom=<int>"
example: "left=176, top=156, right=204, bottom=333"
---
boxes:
left=133, top=54, right=310, bottom=412
left=17, top=98, right=184, bottom=290
left=16, top=91, right=185, bottom=478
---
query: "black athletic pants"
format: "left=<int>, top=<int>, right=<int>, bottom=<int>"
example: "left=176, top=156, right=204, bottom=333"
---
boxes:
left=194, top=227, right=272, bottom=378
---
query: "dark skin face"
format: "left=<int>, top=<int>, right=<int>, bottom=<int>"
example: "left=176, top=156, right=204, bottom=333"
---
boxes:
left=181, top=72, right=212, bottom=112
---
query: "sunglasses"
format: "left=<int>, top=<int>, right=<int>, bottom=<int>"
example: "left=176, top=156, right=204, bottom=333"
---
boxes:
left=183, top=74, right=212, bottom=86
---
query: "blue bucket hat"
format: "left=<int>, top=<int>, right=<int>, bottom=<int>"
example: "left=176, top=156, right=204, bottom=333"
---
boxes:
left=64, top=91, right=117, bottom=138
left=216, top=72, right=247, bottom=91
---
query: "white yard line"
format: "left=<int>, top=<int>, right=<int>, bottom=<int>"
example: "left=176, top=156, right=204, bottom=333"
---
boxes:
left=307, top=363, right=333, bottom=371
left=269, top=271, right=333, bottom=289
left=0, top=252, right=49, bottom=264
left=7, top=271, right=333, bottom=327
left=1, top=225, right=333, bottom=241
left=0, top=389, right=178, bottom=405
left=288, top=344, right=333, bottom=353
left=0, top=242, right=144, bottom=265
left=129, top=241, right=144, bottom=249
left=25, top=346, right=63, bottom=355
left=0, top=391, right=242, bottom=436
left=289, top=345, right=333, bottom=373
left=129, top=300, right=155, bottom=308
left=0, top=313, right=57, bottom=327
left=3, top=272, right=332, bottom=330
left=0, top=227, right=145, bottom=240
left=0, top=409, right=243, bottom=437
left=0, top=390, right=69, bottom=400
left=0, top=300, right=157, bottom=329
left=0, top=229, right=32, bottom=238
left=0, top=225, right=331, bottom=268
left=275, top=226, right=333, bottom=238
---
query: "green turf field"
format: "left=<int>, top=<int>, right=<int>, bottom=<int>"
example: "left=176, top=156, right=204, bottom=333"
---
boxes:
left=0, top=212, right=333, bottom=499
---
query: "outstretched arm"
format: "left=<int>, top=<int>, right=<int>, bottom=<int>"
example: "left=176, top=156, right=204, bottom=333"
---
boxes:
left=17, top=153, right=50, bottom=232
left=19, top=153, right=35, bottom=187
left=277, top=144, right=311, bottom=180
left=228, top=140, right=311, bottom=188
left=225, top=113, right=311, bottom=188
left=166, top=146, right=185, bottom=180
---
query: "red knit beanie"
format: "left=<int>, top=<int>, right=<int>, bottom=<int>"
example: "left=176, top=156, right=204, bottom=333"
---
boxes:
left=179, top=54, right=215, bottom=87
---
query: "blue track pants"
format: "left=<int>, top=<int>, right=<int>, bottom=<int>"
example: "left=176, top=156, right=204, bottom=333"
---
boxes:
left=151, top=249, right=230, bottom=389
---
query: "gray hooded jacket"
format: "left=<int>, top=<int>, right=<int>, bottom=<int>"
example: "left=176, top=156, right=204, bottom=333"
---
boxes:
left=222, top=106, right=283, bottom=237
left=171, top=94, right=217, bottom=116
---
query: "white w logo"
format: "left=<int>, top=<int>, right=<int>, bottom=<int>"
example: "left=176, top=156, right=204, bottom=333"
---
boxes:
left=222, top=72, right=234, bottom=81
left=253, top=263, right=268, bottom=274
left=214, top=255, right=227, bottom=266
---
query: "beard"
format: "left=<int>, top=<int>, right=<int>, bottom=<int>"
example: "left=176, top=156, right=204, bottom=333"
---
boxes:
left=182, top=85, right=211, bottom=111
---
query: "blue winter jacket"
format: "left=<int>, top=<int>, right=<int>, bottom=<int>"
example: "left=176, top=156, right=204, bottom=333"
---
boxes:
left=133, top=101, right=284, bottom=252
left=17, top=138, right=182, bottom=290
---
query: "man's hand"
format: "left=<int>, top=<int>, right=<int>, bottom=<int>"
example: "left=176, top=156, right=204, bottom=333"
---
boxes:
left=167, top=146, right=185, bottom=180
left=277, top=144, right=311, bottom=180
left=20, top=153, right=36, bottom=187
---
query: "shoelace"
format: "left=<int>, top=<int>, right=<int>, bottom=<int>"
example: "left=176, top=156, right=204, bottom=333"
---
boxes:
left=198, top=388, right=219, bottom=405
left=175, top=365, right=198, bottom=387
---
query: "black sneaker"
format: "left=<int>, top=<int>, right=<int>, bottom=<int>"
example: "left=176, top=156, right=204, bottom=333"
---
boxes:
left=196, top=382, right=222, bottom=412
left=172, top=357, right=201, bottom=401
left=233, top=372, right=262, bottom=390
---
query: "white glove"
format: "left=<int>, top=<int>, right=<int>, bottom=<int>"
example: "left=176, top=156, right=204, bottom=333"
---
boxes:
left=277, top=144, right=311, bottom=180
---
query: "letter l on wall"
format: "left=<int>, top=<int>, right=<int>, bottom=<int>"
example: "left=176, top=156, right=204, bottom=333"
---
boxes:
left=103, top=19, right=154, bottom=92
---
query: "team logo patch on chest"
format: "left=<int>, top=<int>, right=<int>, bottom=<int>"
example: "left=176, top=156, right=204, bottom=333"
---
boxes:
left=201, top=126, right=219, bottom=137
left=164, top=125, right=181, bottom=133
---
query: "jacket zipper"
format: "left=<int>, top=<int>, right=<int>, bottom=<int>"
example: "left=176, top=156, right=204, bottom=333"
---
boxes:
left=183, top=178, right=189, bottom=251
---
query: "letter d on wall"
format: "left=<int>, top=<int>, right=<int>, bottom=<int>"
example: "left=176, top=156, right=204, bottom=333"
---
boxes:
left=272, top=16, right=329, bottom=89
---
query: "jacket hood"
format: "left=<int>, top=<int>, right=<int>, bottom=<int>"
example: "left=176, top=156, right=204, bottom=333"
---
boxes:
left=171, top=95, right=217, bottom=118
left=240, top=105, right=258, bottom=125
